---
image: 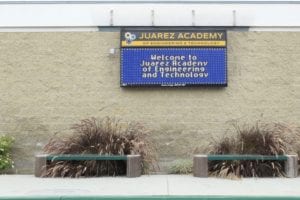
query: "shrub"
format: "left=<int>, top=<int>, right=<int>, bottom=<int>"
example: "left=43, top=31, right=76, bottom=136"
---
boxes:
left=0, top=135, right=14, bottom=172
left=209, top=122, right=299, bottom=178
left=169, top=159, right=193, bottom=174
left=42, top=117, right=157, bottom=177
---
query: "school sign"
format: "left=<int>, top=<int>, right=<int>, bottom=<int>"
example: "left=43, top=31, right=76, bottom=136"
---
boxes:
left=120, top=29, right=227, bottom=86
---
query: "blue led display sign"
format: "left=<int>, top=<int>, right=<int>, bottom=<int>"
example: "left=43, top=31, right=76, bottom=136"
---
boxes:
left=121, top=48, right=226, bottom=86
left=120, top=29, right=227, bottom=86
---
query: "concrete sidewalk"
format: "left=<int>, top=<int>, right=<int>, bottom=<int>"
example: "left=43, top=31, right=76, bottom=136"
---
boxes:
left=0, top=175, right=300, bottom=199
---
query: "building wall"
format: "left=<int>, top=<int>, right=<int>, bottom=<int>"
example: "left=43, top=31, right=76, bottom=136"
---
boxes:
left=0, top=31, right=299, bottom=173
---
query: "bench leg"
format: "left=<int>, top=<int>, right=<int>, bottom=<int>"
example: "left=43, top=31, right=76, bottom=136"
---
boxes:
left=126, top=155, right=141, bottom=177
left=193, top=155, right=208, bottom=177
left=285, top=155, right=298, bottom=178
left=35, top=154, right=48, bottom=177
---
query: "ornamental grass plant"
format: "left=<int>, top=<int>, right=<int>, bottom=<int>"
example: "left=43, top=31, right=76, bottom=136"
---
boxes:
left=42, top=117, right=157, bottom=177
left=209, top=122, right=300, bottom=178
left=169, top=159, right=193, bottom=174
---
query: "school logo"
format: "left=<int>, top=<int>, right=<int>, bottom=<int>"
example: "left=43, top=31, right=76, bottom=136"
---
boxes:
left=124, top=32, right=136, bottom=44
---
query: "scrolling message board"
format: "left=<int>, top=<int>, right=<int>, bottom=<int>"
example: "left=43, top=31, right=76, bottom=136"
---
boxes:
left=120, top=29, right=227, bottom=86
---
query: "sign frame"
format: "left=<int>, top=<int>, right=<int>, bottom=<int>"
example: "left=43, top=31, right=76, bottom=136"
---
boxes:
left=120, top=28, right=227, bottom=87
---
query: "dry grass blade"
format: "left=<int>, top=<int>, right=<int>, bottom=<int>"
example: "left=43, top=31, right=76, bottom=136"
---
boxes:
left=42, top=117, right=158, bottom=177
left=208, top=122, right=299, bottom=178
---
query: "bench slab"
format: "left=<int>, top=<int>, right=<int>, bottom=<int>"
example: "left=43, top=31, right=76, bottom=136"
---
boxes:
left=193, top=154, right=298, bottom=178
left=35, top=154, right=141, bottom=178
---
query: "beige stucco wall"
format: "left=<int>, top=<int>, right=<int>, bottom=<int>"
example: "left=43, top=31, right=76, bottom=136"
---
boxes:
left=0, top=31, right=299, bottom=173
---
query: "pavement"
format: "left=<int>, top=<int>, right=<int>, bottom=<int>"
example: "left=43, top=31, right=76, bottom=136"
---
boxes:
left=0, top=175, right=300, bottom=199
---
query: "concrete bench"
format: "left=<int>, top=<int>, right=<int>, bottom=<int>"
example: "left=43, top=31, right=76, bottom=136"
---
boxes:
left=35, top=154, right=141, bottom=178
left=193, top=154, right=298, bottom=178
